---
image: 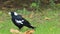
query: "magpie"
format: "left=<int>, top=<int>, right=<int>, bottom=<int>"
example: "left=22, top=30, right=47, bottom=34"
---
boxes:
left=9, top=12, right=35, bottom=29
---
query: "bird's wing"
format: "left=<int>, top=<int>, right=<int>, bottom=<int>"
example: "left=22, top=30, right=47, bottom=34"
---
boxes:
left=15, top=19, right=24, bottom=24
left=15, top=15, right=23, bottom=20
left=15, top=15, right=30, bottom=25
left=15, top=15, right=25, bottom=24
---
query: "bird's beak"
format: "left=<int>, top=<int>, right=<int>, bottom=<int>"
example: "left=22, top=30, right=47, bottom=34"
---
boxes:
left=8, top=12, right=11, bottom=15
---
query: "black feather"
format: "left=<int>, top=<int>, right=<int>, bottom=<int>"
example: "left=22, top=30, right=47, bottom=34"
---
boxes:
left=9, top=12, right=35, bottom=29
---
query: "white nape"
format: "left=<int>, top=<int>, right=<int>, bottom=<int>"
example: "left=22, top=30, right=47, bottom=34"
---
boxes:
left=22, top=20, right=24, bottom=22
left=15, top=19, right=24, bottom=24
left=14, top=12, right=18, bottom=16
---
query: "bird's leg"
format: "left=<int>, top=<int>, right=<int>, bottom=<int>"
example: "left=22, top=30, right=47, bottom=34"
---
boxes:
left=18, top=25, right=23, bottom=30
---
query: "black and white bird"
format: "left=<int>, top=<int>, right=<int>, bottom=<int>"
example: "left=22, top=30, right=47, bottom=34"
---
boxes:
left=9, top=12, right=35, bottom=29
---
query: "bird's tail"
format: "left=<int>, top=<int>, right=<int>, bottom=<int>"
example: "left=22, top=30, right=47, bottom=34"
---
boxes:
left=29, top=25, right=35, bottom=29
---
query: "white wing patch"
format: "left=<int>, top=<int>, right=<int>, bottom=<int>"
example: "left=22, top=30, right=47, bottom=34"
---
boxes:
left=15, top=19, right=24, bottom=24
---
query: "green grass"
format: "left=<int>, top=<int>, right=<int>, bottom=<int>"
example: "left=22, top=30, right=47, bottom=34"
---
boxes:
left=0, top=9, right=60, bottom=34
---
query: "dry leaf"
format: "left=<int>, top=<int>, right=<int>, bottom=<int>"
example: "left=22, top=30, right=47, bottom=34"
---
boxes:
left=45, top=17, right=51, bottom=20
left=24, top=30, right=34, bottom=34
left=10, top=28, right=19, bottom=34
left=29, top=11, right=34, bottom=18
left=10, top=29, right=35, bottom=34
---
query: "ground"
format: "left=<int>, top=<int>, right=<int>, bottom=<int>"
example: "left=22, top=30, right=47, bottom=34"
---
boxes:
left=0, top=9, right=60, bottom=34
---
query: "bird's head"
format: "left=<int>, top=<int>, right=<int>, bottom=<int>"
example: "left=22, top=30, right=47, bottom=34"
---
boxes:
left=8, top=12, right=18, bottom=16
